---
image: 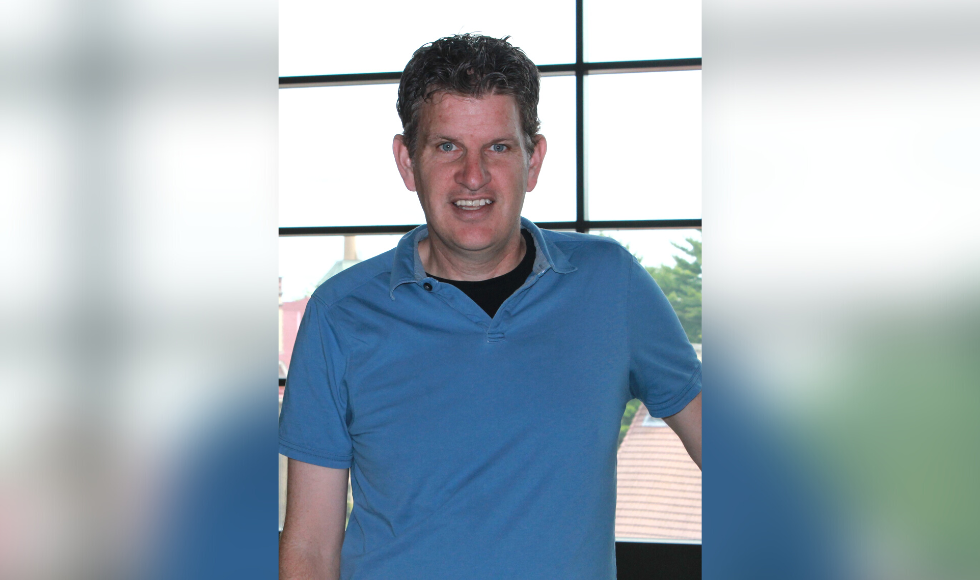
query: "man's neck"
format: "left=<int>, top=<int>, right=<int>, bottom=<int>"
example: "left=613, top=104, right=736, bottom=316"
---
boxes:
left=419, top=229, right=526, bottom=282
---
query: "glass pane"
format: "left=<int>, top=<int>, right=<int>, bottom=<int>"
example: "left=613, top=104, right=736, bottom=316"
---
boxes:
left=279, top=84, right=425, bottom=228
left=601, top=228, right=701, bottom=542
left=279, top=451, right=287, bottom=530
left=280, top=0, right=575, bottom=76
left=280, top=77, right=577, bottom=227
left=522, top=76, right=576, bottom=223
left=587, top=71, right=701, bottom=221
left=586, top=0, right=700, bottom=62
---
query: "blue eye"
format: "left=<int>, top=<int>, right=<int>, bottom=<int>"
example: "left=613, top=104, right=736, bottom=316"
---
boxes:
left=439, top=143, right=455, bottom=152
left=491, top=144, right=507, bottom=153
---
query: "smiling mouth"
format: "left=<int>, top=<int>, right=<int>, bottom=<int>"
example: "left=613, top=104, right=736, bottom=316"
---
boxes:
left=453, top=199, right=493, bottom=210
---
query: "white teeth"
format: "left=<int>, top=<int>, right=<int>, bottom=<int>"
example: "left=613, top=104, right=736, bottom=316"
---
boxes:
left=454, top=199, right=492, bottom=210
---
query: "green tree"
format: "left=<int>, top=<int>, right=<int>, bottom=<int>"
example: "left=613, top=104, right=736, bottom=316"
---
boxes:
left=618, top=399, right=642, bottom=448
left=645, top=238, right=701, bottom=344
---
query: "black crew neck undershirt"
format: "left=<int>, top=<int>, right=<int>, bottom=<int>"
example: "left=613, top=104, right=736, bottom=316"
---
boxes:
left=428, top=229, right=536, bottom=318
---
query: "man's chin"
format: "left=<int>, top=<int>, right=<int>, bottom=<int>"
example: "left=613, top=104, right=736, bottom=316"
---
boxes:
left=447, top=227, right=520, bottom=254
left=448, top=238, right=498, bottom=255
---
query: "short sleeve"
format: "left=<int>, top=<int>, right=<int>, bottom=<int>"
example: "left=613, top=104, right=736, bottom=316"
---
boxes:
left=278, top=296, right=353, bottom=468
left=627, top=256, right=702, bottom=418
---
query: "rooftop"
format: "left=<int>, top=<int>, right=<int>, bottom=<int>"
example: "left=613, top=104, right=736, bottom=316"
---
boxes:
left=616, top=403, right=702, bottom=541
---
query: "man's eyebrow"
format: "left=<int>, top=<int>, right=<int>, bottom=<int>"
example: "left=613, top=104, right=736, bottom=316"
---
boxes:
left=425, top=134, right=520, bottom=144
left=426, top=133, right=458, bottom=143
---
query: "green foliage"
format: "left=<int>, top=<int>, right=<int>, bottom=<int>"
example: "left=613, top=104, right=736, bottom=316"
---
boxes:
left=645, top=238, right=701, bottom=344
left=618, top=399, right=642, bottom=448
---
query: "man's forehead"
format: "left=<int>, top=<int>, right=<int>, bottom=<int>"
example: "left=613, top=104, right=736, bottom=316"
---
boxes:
left=419, top=91, right=519, bottom=123
left=422, top=89, right=515, bottom=108
left=417, top=101, right=521, bottom=148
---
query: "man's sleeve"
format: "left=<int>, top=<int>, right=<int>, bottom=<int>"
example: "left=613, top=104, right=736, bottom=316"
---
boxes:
left=278, top=295, right=353, bottom=468
left=627, top=256, right=702, bottom=418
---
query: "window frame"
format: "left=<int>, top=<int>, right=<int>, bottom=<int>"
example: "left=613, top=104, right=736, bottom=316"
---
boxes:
left=278, top=1, right=701, bottom=238
left=278, top=0, right=702, bottom=563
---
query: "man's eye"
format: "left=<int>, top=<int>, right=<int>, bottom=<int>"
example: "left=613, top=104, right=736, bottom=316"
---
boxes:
left=439, top=143, right=455, bottom=152
left=491, top=144, right=507, bottom=153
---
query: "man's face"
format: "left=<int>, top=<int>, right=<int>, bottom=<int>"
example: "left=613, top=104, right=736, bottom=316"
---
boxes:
left=394, top=92, right=546, bottom=258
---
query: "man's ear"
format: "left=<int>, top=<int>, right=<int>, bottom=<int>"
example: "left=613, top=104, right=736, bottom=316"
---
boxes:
left=393, top=135, right=417, bottom=192
left=525, top=134, right=547, bottom=192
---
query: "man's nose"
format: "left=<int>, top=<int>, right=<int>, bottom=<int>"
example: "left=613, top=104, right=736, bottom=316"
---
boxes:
left=456, top=151, right=491, bottom=191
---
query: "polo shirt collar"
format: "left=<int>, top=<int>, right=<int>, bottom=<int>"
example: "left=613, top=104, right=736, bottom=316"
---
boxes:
left=389, top=217, right=576, bottom=298
left=521, top=217, right=576, bottom=276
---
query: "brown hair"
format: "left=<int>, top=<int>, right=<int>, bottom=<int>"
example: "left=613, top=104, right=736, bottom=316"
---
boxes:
left=396, top=34, right=541, bottom=158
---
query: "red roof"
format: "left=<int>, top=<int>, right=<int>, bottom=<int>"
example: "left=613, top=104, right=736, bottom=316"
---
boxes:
left=615, top=403, right=702, bottom=541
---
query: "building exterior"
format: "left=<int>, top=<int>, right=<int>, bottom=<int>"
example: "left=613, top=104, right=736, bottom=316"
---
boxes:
left=615, top=402, right=702, bottom=541
left=279, top=296, right=309, bottom=379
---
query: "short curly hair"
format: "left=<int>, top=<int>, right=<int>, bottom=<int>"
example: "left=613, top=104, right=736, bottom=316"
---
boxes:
left=396, top=34, right=541, bottom=159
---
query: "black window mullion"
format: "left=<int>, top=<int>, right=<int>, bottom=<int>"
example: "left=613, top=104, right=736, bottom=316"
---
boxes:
left=279, top=60, right=701, bottom=89
left=575, top=0, right=588, bottom=234
left=278, top=220, right=701, bottom=237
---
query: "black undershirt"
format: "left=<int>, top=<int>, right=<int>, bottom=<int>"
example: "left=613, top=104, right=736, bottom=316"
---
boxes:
left=428, top=229, right=536, bottom=318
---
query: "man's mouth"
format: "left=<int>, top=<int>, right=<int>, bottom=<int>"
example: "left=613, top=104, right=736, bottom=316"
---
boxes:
left=453, top=199, right=493, bottom=210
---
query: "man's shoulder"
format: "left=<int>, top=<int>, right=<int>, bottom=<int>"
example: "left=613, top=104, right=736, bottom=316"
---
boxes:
left=539, top=229, right=635, bottom=266
left=309, top=248, right=396, bottom=309
left=540, top=228, right=626, bottom=247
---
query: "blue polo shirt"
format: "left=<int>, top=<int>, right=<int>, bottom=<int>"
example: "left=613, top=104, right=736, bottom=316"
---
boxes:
left=279, top=218, right=702, bottom=580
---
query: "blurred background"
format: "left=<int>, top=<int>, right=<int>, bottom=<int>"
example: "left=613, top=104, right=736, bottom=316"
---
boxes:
left=0, top=0, right=278, bottom=578
left=704, top=0, right=980, bottom=578
left=2, top=0, right=979, bottom=578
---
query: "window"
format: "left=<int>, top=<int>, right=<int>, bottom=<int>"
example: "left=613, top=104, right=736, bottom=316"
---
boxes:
left=278, top=0, right=701, bottom=561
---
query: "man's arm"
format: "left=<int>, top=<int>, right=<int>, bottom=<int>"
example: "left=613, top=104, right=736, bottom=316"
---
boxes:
left=279, top=459, right=349, bottom=580
left=663, top=392, right=701, bottom=470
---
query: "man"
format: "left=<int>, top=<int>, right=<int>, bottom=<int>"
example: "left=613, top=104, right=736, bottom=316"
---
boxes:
left=279, top=34, right=701, bottom=579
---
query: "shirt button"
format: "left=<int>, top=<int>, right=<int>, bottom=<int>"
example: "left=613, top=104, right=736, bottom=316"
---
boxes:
left=423, top=282, right=433, bottom=291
